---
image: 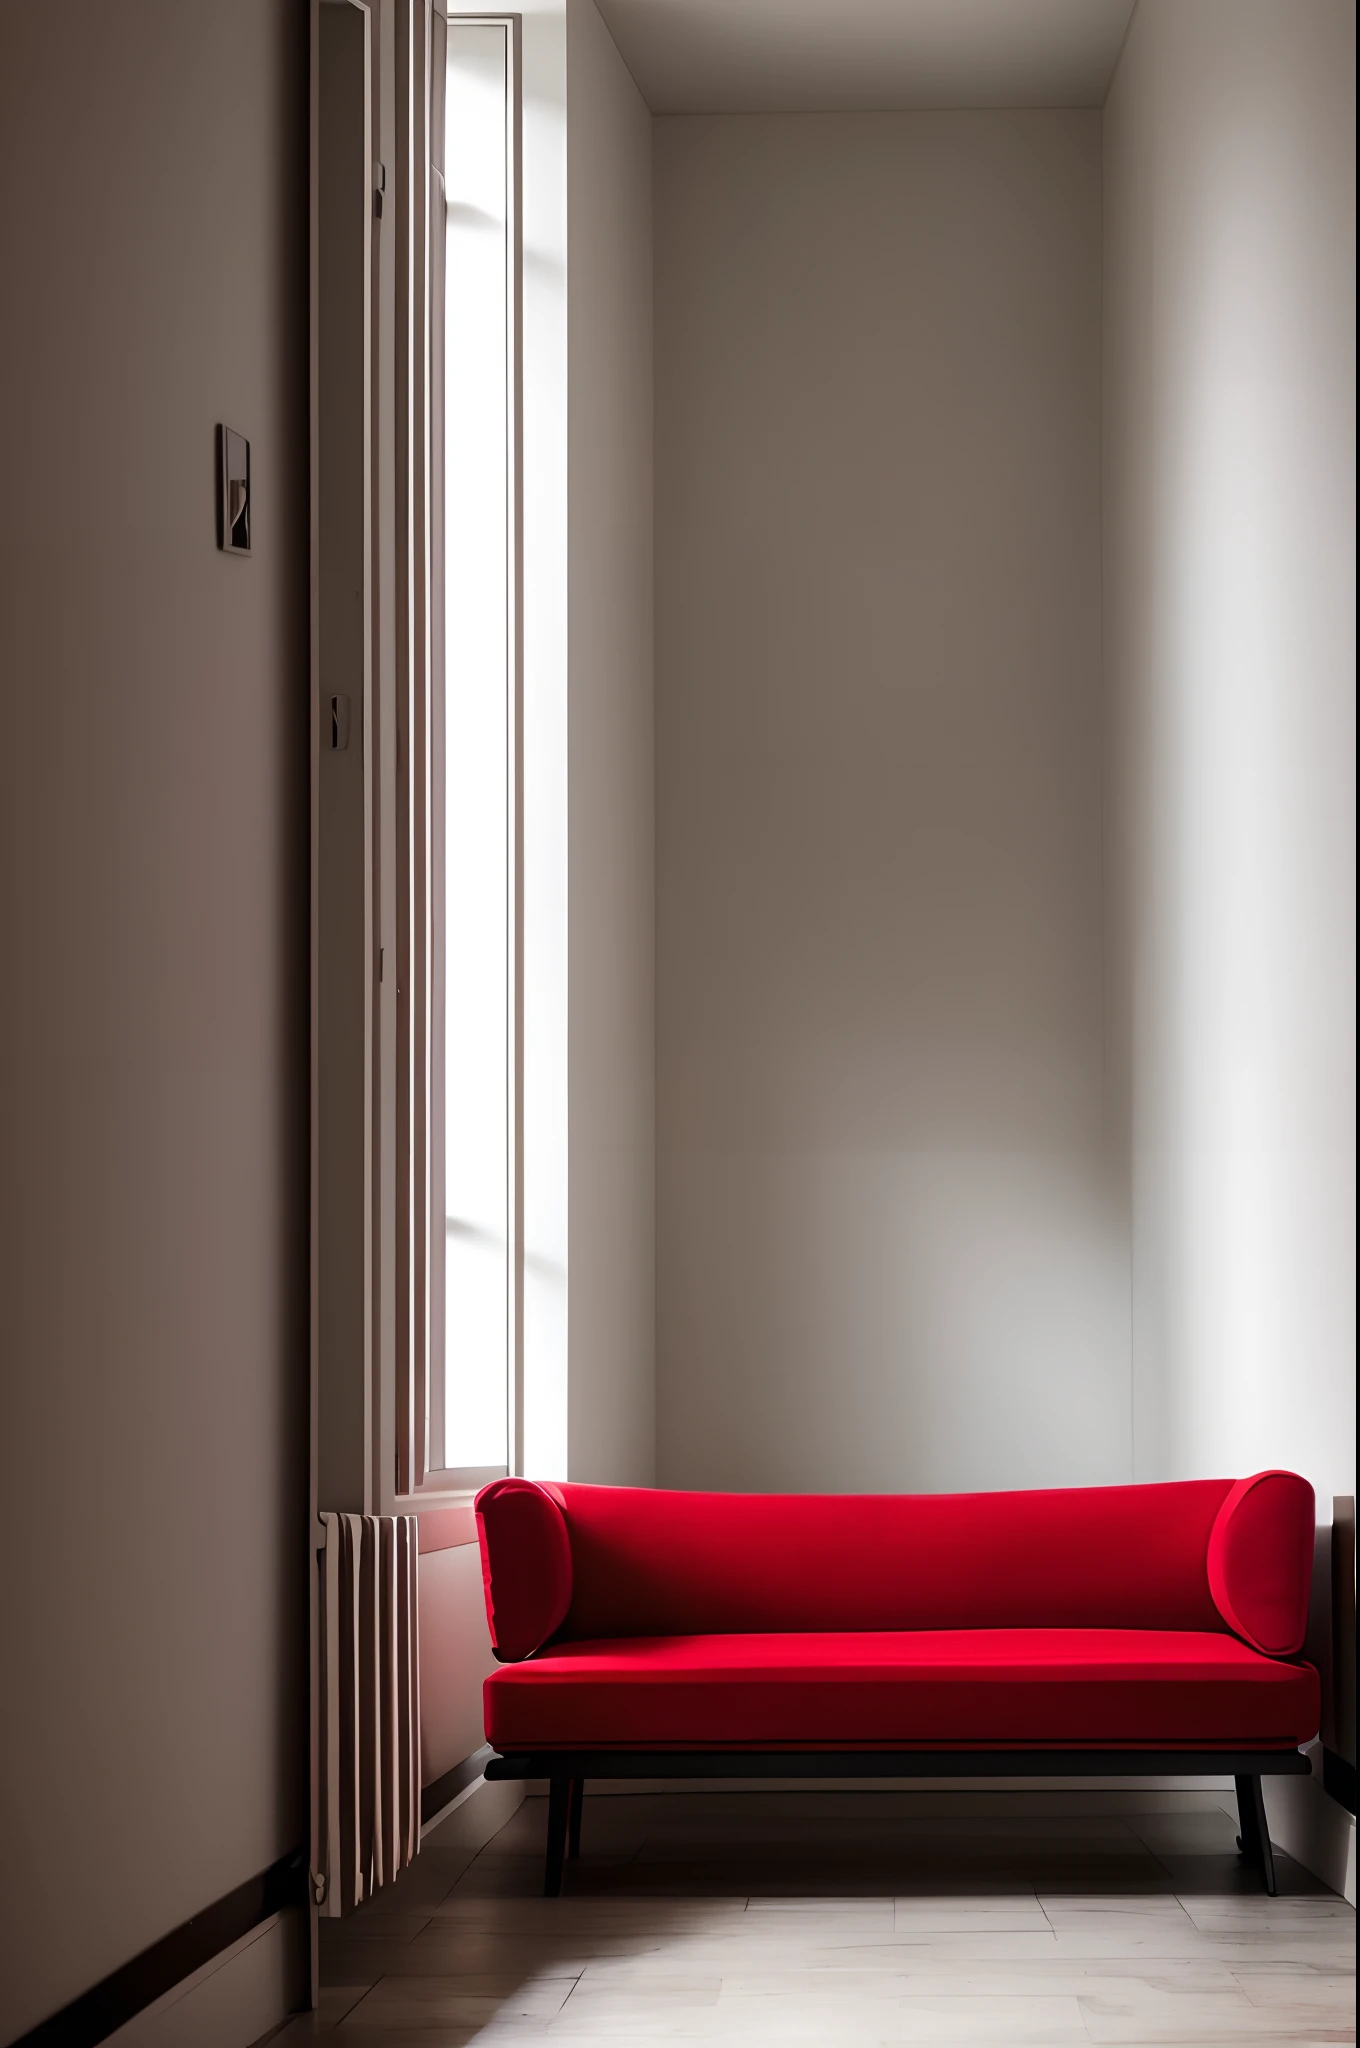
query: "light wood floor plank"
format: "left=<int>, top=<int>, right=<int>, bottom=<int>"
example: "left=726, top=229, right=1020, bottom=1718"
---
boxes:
left=312, top=1790, right=1355, bottom=2046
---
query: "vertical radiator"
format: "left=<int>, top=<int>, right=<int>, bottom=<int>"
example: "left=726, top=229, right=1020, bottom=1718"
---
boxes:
left=314, top=1513, right=421, bottom=1915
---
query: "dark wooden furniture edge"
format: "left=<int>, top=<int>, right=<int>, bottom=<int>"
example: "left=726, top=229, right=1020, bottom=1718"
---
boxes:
left=485, top=1748, right=1312, bottom=1780
left=484, top=1749, right=1311, bottom=1899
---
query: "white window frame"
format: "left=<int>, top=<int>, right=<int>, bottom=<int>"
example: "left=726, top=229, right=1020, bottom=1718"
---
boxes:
left=390, top=5, right=523, bottom=1507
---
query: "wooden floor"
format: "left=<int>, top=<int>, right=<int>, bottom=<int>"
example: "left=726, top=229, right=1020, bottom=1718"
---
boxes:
left=280, top=1787, right=1356, bottom=2044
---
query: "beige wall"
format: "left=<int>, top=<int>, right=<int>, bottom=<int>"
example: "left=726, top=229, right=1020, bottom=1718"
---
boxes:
left=566, top=0, right=657, bottom=1485
left=1104, top=0, right=1355, bottom=1504
left=655, top=112, right=1128, bottom=1494
left=0, top=6, right=309, bottom=2041
left=417, top=1545, right=499, bottom=1784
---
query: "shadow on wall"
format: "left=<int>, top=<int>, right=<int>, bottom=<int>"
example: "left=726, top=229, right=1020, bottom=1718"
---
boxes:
left=654, top=111, right=1128, bottom=1497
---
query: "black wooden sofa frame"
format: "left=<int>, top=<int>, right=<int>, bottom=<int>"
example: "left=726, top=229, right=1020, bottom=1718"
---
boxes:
left=484, top=1748, right=1311, bottom=1898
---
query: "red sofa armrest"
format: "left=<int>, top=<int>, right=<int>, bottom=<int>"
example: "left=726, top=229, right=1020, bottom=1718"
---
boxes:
left=1208, top=1470, right=1315, bottom=1657
left=475, top=1478, right=573, bottom=1661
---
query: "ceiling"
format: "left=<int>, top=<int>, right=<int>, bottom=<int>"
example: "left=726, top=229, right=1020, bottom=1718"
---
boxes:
left=594, top=0, right=1138, bottom=114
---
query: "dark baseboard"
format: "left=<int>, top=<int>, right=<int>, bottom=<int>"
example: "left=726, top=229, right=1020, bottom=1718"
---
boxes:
left=1323, top=1746, right=1357, bottom=1816
left=421, top=1742, right=495, bottom=1827
left=13, top=1849, right=308, bottom=2048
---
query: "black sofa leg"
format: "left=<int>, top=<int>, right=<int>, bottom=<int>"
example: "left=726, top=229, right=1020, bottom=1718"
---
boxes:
left=568, top=1776, right=584, bottom=1860
left=1235, top=1773, right=1277, bottom=1895
left=544, top=1774, right=570, bottom=1896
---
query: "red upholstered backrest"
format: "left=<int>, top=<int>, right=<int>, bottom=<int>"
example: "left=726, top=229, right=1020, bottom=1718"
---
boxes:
left=1207, top=1469, right=1315, bottom=1656
left=474, top=1474, right=1315, bottom=1658
left=552, top=1480, right=1234, bottom=1639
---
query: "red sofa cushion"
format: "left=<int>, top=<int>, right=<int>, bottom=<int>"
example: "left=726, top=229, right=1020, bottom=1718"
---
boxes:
left=484, top=1629, right=1320, bottom=1752
left=548, top=1479, right=1238, bottom=1638
left=475, top=1478, right=573, bottom=1662
left=1208, top=1471, right=1315, bottom=1657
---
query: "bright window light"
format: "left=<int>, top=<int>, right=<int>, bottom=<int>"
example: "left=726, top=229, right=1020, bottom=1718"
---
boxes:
left=437, top=20, right=513, bottom=1476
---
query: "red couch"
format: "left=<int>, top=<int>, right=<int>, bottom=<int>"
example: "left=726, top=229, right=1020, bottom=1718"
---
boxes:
left=474, top=1472, right=1318, bottom=1894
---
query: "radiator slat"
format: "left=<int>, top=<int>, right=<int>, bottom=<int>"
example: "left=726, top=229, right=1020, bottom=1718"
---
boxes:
left=318, top=1512, right=420, bottom=1914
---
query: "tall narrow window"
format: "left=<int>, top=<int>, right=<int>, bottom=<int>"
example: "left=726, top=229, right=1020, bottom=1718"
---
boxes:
left=429, top=17, right=517, bottom=1483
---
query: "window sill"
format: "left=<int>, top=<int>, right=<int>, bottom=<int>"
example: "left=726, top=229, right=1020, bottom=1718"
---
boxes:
left=392, top=1495, right=481, bottom=1551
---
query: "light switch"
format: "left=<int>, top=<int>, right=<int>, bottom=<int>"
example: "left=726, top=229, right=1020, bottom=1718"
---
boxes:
left=217, top=425, right=250, bottom=554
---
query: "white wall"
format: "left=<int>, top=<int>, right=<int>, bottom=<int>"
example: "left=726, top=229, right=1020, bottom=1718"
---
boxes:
left=655, top=112, right=1127, bottom=1495
left=1104, top=0, right=1355, bottom=1899
left=1104, top=0, right=1355, bottom=1504
left=566, top=0, right=657, bottom=1484
left=0, top=4, right=309, bottom=2040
